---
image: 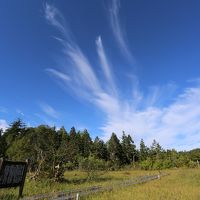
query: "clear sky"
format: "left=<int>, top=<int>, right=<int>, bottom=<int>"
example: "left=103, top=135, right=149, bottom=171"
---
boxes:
left=1, top=0, right=200, bottom=150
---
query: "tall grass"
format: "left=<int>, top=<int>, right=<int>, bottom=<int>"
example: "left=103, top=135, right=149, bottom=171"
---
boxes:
left=0, top=168, right=199, bottom=199
left=86, top=168, right=200, bottom=200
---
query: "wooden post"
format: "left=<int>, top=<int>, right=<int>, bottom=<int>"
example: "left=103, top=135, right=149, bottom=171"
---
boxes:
left=0, top=159, right=29, bottom=200
left=18, top=159, right=29, bottom=199
left=0, top=158, right=4, bottom=171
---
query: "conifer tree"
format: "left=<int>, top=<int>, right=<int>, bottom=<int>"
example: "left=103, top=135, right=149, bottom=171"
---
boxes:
left=107, top=133, right=123, bottom=166
left=139, top=139, right=148, bottom=161
left=92, top=136, right=108, bottom=160
left=80, top=129, right=92, bottom=157
left=121, top=132, right=136, bottom=164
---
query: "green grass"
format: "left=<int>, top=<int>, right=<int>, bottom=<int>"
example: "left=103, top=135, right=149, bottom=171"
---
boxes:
left=0, top=168, right=200, bottom=199
left=86, top=168, right=200, bottom=200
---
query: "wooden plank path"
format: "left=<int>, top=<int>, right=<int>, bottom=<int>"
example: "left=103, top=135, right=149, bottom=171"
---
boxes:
left=23, top=173, right=169, bottom=200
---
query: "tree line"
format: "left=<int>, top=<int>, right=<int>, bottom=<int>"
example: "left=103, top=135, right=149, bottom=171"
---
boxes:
left=0, top=119, right=199, bottom=181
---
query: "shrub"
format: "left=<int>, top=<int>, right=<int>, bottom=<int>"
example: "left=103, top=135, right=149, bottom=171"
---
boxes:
left=78, top=156, right=106, bottom=180
left=140, top=158, right=153, bottom=170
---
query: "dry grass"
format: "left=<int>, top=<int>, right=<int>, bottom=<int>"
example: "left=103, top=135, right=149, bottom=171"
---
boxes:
left=0, top=168, right=199, bottom=199
left=86, top=168, right=200, bottom=200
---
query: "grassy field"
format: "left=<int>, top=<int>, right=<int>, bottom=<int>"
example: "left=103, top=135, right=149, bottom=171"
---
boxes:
left=0, top=168, right=199, bottom=199
left=86, top=168, right=200, bottom=200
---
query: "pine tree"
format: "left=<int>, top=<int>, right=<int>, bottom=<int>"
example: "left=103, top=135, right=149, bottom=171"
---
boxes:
left=150, top=139, right=162, bottom=160
left=80, top=129, right=92, bottom=157
left=67, top=127, right=80, bottom=163
left=139, top=139, right=148, bottom=161
left=4, top=119, right=26, bottom=147
left=107, top=133, right=123, bottom=166
left=121, top=132, right=136, bottom=164
left=92, top=136, right=108, bottom=160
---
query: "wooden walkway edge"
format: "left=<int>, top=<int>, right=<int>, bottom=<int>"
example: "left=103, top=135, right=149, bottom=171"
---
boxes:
left=23, top=173, right=169, bottom=200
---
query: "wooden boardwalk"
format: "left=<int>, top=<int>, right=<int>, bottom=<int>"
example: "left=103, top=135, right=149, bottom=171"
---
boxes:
left=23, top=173, right=168, bottom=200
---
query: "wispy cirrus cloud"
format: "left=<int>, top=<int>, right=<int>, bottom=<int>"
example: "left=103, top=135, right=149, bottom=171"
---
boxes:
left=101, top=85, right=200, bottom=150
left=46, top=68, right=71, bottom=82
left=44, top=3, right=200, bottom=150
left=45, top=3, right=102, bottom=99
left=109, top=0, right=134, bottom=62
left=96, top=36, right=116, bottom=95
left=39, top=102, right=59, bottom=119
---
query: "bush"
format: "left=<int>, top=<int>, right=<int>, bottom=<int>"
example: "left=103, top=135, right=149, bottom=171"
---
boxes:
left=140, top=158, right=153, bottom=170
left=187, top=160, right=197, bottom=168
left=78, top=156, right=106, bottom=180
left=162, top=159, right=173, bottom=169
left=152, top=160, right=163, bottom=170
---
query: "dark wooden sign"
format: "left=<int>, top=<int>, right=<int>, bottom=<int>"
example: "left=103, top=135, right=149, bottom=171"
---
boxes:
left=0, top=158, right=28, bottom=199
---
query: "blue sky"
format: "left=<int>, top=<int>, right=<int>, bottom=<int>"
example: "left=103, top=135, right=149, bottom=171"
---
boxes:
left=1, top=0, right=200, bottom=150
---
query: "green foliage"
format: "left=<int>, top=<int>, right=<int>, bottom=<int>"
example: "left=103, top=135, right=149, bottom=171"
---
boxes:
left=92, top=136, right=108, bottom=160
left=78, top=156, right=106, bottom=180
left=1, top=118, right=199, bottom=183
left=121, top=132, right=137, bottom=164
left=139, top=139, right=149, bottom=161
left=79, top=129, right=92, bottom=157
left=107, top=133, right=124, bottom=167
left=140, top=158, right=153, bottom=170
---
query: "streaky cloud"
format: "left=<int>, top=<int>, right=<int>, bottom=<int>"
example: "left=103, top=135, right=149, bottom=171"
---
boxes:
left=96, top=36, right=116, bottom=95
left=109, top=0, right=134, bottom=62
left=44, top=4, right=200, bottom=150
left=46, top=68, right=71, bottom=82
left=101, top=85, right=200, bottom=150
left=39, top=102, right=59, bottom=119
left=45, top=3, right=102, bottom=97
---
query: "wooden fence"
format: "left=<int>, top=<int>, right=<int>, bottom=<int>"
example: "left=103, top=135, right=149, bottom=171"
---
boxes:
left=23, top=173, right=168, bottom=200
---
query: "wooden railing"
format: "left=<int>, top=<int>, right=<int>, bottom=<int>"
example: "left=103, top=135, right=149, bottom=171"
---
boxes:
left=23, top=173, right=169, bottom=200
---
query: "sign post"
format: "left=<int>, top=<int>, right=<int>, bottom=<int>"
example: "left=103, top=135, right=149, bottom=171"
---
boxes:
left=0, top=158, right=29, bottom=199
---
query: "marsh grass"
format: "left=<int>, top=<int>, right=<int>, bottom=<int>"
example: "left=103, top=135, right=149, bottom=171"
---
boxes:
left=86, top=168, right=200, bottom=200
left=0, top=169, right=199, bottom=199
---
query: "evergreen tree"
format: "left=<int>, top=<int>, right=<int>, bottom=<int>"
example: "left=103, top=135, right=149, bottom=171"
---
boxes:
left=92, top=136, right=108, bottom=160
left=67, top=127, right=80, bottom=163
left=55, top=126, right=68, bottom=148
left=80, top=129, right=92, bottom=157
left=107, top=133, right=123, bottom=166
left=3, top=119, right=26, bottom=148
left=121, top=132, right=136, bottom=164
left=150, top=139, right=162, bottom=160
left=139, top=139, right=148, bottom=161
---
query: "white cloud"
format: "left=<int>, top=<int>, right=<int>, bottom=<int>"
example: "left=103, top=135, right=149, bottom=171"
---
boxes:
left=45, top=3, right=66, bottom=35
left=39, top=102, right=59, bottom=119
left=101, top=86, right=200, bottom=150
left=96, top=36, right=116, bottom=94
left=109, top=0, right=134, bottom=62
left=0, top=119, right=8, bottom=132
left=45, top=3, right=102, bottom=99
left=46, top=68, right=71, bottom=82
left=44, top=4, right=200, bottom=150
